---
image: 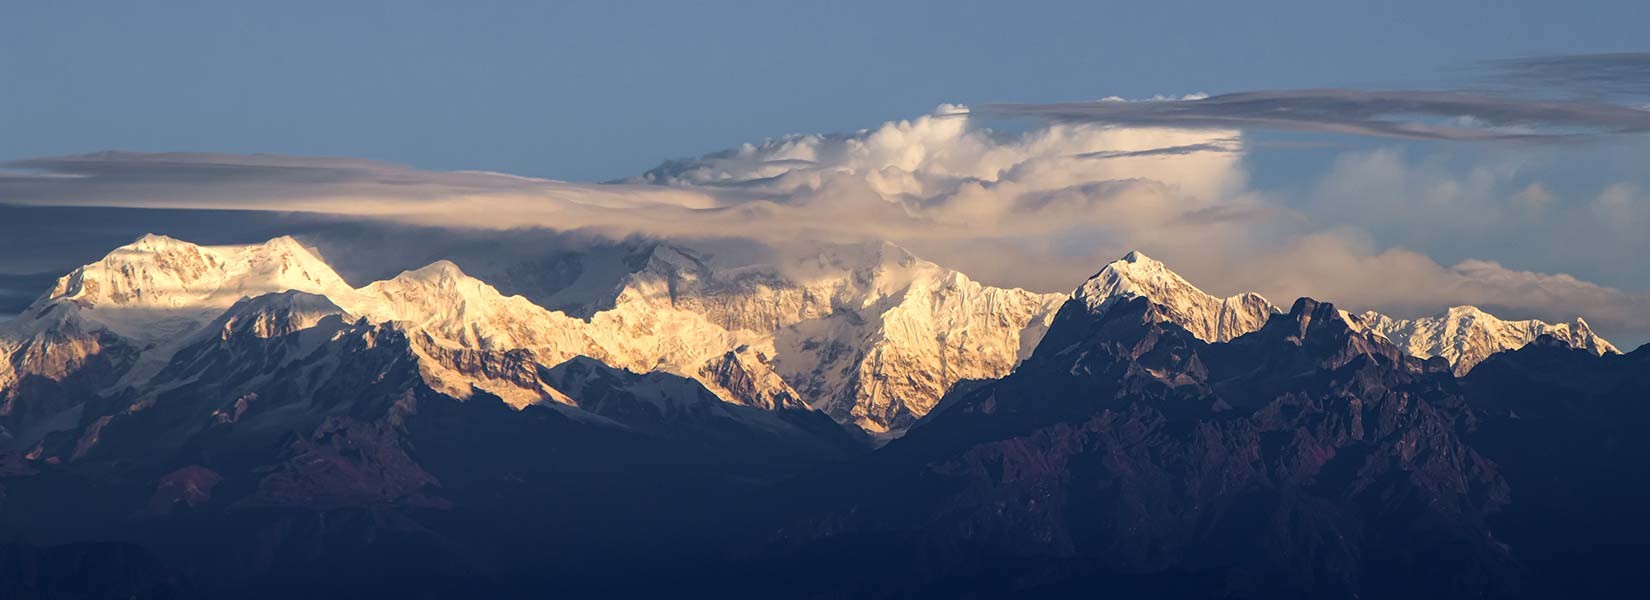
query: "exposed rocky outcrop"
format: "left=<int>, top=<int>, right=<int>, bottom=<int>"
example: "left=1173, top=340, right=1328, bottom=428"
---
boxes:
left=764, top=294, right=1518, bottom=598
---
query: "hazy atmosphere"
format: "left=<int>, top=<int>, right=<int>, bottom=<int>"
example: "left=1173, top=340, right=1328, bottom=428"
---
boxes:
left=3, top=4, right=1649, bottom=598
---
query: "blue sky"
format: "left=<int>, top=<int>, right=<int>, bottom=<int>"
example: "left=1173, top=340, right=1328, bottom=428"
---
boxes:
left=6, top=0, right=1650, bottom=181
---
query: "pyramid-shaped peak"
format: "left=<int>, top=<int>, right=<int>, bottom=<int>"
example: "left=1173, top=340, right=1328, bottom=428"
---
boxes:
left=1445, top=305, right=1491, bottom=319
left=123, top=233, right=198, bottom=251
left=1120, top=250, right=1157, bottom=264
left=135, top=232, right=176, bottom=244
left=1093, top=251, right=1180, bottom=283
left=876, top=239, right=918, bottom=259
left=1288, top=297, right=1335, bottom=318
left=640, top=243, right=710, bottom=273
left=862, top=240, right=921, bottom=271
left=258, top=234, right=310, bottom=252
left=226, top=289, right=345, bottom=313
left=1073, top=251, right=1279, bottom=344
left=211, top=290, right=351, bottom=339
left=1084, top=250, right=1195, bottom=292
left=400, top=259, right=468, bottom=282
left=244, top=235, right=336, bottom=266
left=1282, top=297, right=1359, bottom=335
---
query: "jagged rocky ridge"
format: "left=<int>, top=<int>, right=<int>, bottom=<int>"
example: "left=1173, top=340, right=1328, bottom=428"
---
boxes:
left=1, top=237, right=1618, bottom=453
left=1361, top=306, right=1615, bottom=375
left=1073, top=251, right=1616, bottom=375
left=745, top=287, right=1573, bottom=597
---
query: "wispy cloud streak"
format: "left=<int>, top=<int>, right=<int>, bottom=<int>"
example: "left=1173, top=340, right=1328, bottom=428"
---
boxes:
left=982, top=89, right=1650, bottom=142
left=1480, top=52, right=1650, bottom=100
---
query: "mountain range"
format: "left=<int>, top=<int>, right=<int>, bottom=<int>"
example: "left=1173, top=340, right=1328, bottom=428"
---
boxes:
left=0, top=233, right=1638, bottom=599
left=1, top=236, right=1615, bottom=446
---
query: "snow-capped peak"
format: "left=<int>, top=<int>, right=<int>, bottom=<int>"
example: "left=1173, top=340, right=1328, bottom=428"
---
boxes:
left=397, top=259, right=469, bottom=283
left=209, top=291, right=350, bottom=341
left=1076, top=251, right=1278, bottom=343
left=1445, top=305, right=1488, bottom=319
left=127, top=233, right=194, bottom=250
left=588, top=238, right=1064, bottom=433
left=5, top=233, right=1626, bottom=445
left=349, top=259, right=597, bottom=355
left=1069, top=251, right=1617, bottom=373
left=1360, top=305, right=1619, bottom=375
left=25, top=233, right=355, bottom=342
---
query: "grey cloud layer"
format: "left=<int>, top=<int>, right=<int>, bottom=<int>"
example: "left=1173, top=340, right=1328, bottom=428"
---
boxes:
left=982, top=89, right=1650, bottom=142
left=1, top=151, right=704, bottom=207
left=1481, top=52, right=1650, bottom=99
left=1076, top=140, right=1241, bottom=160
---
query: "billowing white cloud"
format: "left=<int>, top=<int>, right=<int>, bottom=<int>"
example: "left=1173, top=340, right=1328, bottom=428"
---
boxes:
left=633, top=104, right=1244, bottom=202
left=0, top=107, right=1254, bottom=283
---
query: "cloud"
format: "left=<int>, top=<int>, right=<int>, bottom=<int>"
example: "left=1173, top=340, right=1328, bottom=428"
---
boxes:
left=1195, top=230, right=1650, bottom=337
left=980, top=89, right=1650, bottom=142
left=2, top=102, right=1648, bottom=346
left=0, top=150, right=721, bottom=213
left=1302, top=147, right=1650, bottom=297
left=1076, top=140, right=1241, bottom=160
left=1480, top=52, right=1650, bottom=100
left=1, top=109, right=1250, bottom=262
left=631, top=105, right=1244, bottom=200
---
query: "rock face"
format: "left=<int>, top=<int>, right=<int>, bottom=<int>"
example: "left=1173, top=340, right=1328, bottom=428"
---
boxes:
left=0, top=541, right=201, bottom=599
left=1462, top=338, right=1650, bottom=597
left=697, top=346, right=808, bottom=411
left=0, top=317, right=135, bottom=452
left=584, top=242, right=1066, bottom=434
left=542, top=356, right=862, bottom=464
left=341, top=261, right=607, bottom=408
left=766, top=291, right=1518, bottom=598
left=1362, top=306, right=1617, bottom=375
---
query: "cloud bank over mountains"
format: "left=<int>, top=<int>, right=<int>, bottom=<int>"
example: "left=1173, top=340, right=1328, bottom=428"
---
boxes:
left=3, top=94, right=1649, bottom=344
